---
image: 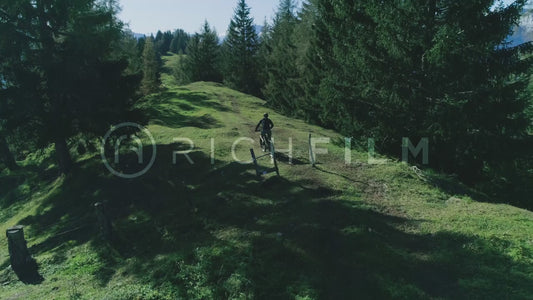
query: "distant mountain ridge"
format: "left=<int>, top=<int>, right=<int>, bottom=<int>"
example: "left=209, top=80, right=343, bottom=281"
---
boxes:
left=132, top=25, right=263, bottom=42
left=133, top=33, right=146, bottom=39
left=131, top=13, right=531, bottom=46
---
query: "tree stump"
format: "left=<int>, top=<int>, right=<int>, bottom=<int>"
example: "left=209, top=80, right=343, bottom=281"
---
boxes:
left=94, top=202, right=112, bottom=240
left=6, top=226, right=32, bottom=269
left=6, top=225, right=42, bottom=283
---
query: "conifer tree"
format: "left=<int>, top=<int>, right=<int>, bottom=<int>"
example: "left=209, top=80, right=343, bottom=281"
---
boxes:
left=306, top=0, right=532, bottom=180
left=0, top=133, right=17, bottom=171
left=141, top=37, right=161, bottom=94
left=222, top=0, right=261, bottom=95
left=170, top=29, right=191, bottom=54
left=294, top=0, right=325, bottom=123
left=157, top=31, right=173, bottom=54
left=262, top=0, right=300, bottom=114
left=137, top=37, right=146, bottom=56
left=293, top=0, right=335, bottom=125
left=185, top=21, right=222, bottom=83
left=112, top=30, right=144, bottom=76
left=256, top=19, right=272, bottom=90
left=0, top=0, right=141, bottom=174
left=154, top=30, right=164, bottom=46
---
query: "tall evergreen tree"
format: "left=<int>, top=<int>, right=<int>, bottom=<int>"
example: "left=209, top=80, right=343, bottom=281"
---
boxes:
left=170, top=29, right=191, bottom=54
left=154, top=30, right=164, bottom=45
left=293, top=0, right=324, bottom=123
left=0, top=0, right=141, bottom=174
left=184, top=21, right=222, bottom=83
left=0, top=133, right=17, bottom=171
left=288, top=0, right=337, bottom=125
left=305, top=0, right=532, bottom=181
left=262, top=0, right=300, bottom=114
left=112, top=30, right=144, bottom=76
left=156, top=30, right=173, bottom=54
left=222, top=0, right=261, bottom=95
left=141, top=37, right=161, bottom=94
left=256, top=19, right=272, bottom=90
left=137, top=36, right=147, bottom=56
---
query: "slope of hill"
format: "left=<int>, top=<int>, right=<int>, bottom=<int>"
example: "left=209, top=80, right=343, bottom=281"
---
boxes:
left=0, top=54, right=532, bottom=299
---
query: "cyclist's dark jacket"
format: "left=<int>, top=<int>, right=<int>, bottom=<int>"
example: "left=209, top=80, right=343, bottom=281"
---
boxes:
left=255, top=118, right=274, bottom=133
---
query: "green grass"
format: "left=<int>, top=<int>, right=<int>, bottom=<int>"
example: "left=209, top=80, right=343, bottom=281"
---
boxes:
left=0, top=54, right=532, bottom=299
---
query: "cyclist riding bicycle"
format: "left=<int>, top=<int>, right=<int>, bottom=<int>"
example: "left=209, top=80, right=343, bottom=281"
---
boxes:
left=255, top=113, right=274, bottom=151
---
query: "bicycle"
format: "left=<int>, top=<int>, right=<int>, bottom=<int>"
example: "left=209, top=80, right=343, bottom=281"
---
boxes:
left=256, top=130, right=272, bottom=153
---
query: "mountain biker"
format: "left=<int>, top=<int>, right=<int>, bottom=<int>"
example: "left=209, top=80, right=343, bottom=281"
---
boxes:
left=255, top=113, right=274, bottom=149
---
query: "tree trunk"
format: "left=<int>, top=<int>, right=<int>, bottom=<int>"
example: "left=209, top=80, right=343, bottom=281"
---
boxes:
left=0, top=134, right=18, bottom=171
left=55, top=138, right=73, bottom=174
left=94, top=202, right=112, bottom=240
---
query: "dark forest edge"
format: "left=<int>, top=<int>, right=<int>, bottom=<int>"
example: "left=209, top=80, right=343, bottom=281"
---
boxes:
left=1, top=0, right=532, bottom=210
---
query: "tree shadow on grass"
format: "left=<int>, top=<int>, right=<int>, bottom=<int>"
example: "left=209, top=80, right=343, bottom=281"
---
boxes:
left=141, top=103, right=223, bottom=129
left=138, top=88, right=233, bottom=129
left=198, top=173, right=533, bottom=298
left=100, top=149, right=533, bottom=298
left=8, top=146, right=533, bottom=298
left=0, top=164, right=59, bottom=211
left=425, top=169, right=533, bottom=212
left=425, top=172, right=489, bottom=201
left=151, top=112, right=222, bottom=129
left=156, top=90, right=230, bottom=113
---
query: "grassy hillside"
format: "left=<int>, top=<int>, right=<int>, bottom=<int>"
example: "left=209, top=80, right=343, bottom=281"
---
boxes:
left=0, top=55, right=532, bottom=299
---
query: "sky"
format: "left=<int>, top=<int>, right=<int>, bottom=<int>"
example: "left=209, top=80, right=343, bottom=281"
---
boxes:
left=118, top=0, right=280, bottom=36
left=117, top=0, right=529, bottom=36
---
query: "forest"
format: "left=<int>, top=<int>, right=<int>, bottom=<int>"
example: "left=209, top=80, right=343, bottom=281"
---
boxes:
left=0, top=0, right=532, bottom=299
left=2, top=0, right=532, bottom=206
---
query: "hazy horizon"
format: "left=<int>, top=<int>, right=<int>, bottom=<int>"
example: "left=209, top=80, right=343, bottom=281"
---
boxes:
left=117, top=0, right=528, bottom=36
left=118, top=0, right=280, bottom=36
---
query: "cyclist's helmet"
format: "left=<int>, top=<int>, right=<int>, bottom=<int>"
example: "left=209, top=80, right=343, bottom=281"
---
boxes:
left=264, top=113, right=269, bottom=118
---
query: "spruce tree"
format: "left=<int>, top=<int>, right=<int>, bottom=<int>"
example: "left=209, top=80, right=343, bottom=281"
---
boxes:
left=137, top=37, right=146, bottom=56
left=111, top=30, right=144, bottom=76
left=141, top=37, right=161, bottom=94
left=262, top=0, right=300, bottom=114
left=0, top=133, right=17, bottom=171
left=185, top=21, right=222, bottom=83
left=256, top=19, right=272, bottom=90
left=170, top=29, right=190, bottom=54
left=296, top=0, right=337, bottom=125
left=307, top=0, right=532, bottom=180
left=157, top=31, right=173, bottom=54
left=154, top=30, right=164, bottom=46
left=0, top=0, right=141, bottom=174
left=223, top=0, right=261, bottom=95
